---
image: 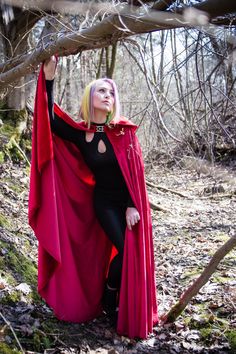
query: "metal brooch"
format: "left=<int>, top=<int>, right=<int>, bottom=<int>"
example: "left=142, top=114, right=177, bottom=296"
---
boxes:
left=115, top=128, right=125, bottom=136
left=96, top=125, right=104, bottom=132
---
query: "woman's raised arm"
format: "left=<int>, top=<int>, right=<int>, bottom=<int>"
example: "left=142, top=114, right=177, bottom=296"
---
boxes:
left=43, top=57, right=80, bottom=142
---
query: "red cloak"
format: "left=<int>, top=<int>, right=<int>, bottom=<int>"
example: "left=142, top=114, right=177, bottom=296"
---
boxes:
left=28, top=66, right=158, bottom=339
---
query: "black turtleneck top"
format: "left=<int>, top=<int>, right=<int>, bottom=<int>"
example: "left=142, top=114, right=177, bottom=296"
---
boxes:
left=45, top=80, right=134, bottom=207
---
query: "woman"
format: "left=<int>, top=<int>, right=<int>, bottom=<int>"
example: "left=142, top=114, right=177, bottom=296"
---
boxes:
left=29, top=56, right=158, bottom=339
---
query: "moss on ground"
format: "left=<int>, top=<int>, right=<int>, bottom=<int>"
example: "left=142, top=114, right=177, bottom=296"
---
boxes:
left=199, top=327, right=213, bottom=342
left=1, top=290, right=21, bottom=305
left=0, top=122, right=15, bottom=139
left=212, top=275, right=233, bottom=283
left=0, top=213, right=11, bottom=228
left=20, top=138, right=32, bottom=155
left=32, top=331, right=52, bottom=352
left=0, top=108, right=31, bottom=164
left=1, top=177, right=25, bottom=194
left=0, top=151, right=4, bottom=164
left=6, top=249, right=37, bottom=286
left=179, top=268, right=203, bottom=285
left=4, top=137, right=25, bottom=164
left=0, top=343, right=21, bottom=354
left=225, top=330, right=236, bottom=353
left=215, top=232, right=231, bottom=242
left=186, top=311, right=235, bottom=350
left=0, top=240, right=37, bottom=286
left=0, top=239, right=38, bottom=304
left=17, top=327, right=54, bottom=353
left=182, top=269, right=202, bottom=278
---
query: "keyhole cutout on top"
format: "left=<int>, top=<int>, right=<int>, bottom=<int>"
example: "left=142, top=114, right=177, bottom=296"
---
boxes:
left=85, top=132, right=106, bottom=154
left=85, top=132, right=94, bottom=142
left=98, top=139, right=106, bottom=153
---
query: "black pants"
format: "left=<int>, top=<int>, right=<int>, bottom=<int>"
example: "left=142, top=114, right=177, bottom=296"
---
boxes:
left=94, top=189, right=127, bottom=290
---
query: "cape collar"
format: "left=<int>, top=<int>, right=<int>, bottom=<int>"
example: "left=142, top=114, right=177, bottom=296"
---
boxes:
left=78, top=118, right=137, bottom=132
left=54, top=103, right=137, bottom=132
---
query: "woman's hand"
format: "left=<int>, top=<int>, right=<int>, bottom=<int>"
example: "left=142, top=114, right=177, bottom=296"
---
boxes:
left=43, top=56, right=57, bottom=80
left=126, top=207, right=140, bottom=230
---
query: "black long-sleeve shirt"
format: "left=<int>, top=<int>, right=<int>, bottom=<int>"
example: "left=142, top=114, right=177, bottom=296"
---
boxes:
left=46, top=80, right=134, bottom=207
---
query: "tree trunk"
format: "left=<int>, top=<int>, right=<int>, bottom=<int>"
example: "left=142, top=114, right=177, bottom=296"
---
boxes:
left=96, top=48, right=105, bottom=79
left=5, top=39, right=28, bottom=110
left=66, top=57, right=72, bottom=112
left=106, top=43, right=117, bottom=79
left=7, top=77, right=25, bottom=110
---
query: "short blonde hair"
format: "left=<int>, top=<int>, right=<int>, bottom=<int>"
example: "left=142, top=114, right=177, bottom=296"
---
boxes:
left=80, top=78, right=120, bottom=128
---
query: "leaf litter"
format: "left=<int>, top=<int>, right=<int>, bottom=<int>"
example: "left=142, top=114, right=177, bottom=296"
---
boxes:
left=0, top=161, right=235, bottom=353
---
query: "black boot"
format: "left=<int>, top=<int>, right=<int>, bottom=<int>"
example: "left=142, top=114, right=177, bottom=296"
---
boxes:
left=102, top=283, right=118, bottom=316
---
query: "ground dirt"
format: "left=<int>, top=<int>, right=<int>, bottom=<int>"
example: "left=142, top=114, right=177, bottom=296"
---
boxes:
left=0, top=160, right=235, bottom=354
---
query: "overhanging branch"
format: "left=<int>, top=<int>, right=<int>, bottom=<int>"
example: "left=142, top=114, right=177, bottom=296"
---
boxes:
left=0, top=7, right=192, bottom=90
left=0, top=1, right=235, bottom=91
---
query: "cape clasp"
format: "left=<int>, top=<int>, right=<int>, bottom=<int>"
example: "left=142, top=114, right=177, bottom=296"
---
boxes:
left=96, top=125, right=104, bottom=132
left=116, top=128, right=125, bottom=136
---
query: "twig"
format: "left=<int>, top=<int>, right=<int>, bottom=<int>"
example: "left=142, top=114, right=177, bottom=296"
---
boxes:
left=6, top=136, right=30, bottom=167
left=147, top=180, right=192, bottom=199
left=36, top=328, right=68, bottom=347
left=149, top=200, right=170, bottom=213
left=0, top=312, right=25, bottom=353
left=225, top=294, right=236, bottom=312
left=200, top=193, right=235, bottom=200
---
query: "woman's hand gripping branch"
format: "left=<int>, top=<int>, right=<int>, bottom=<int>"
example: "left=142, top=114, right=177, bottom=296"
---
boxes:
left=43, top=56, right=57, bottom=80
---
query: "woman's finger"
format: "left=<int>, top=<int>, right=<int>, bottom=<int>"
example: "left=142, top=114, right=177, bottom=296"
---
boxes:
left=134, top=213, right=140, bottom=224
left=126, top=217, right=132, bottom=230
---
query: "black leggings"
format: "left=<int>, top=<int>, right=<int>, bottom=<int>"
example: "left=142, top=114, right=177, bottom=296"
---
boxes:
left=94, top=191, right=127, bottom=290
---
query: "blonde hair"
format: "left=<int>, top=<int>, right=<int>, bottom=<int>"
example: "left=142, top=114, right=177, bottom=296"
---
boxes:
left=80, top=78, right=120, bottom=128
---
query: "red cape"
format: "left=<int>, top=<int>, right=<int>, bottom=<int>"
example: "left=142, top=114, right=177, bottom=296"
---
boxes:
left=28, top=66, right=158, bottom=339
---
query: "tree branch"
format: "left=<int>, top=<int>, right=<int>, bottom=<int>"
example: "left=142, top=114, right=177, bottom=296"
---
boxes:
left=0, top=7, right=190, bottom=91
left=0, top=0, right=235, bottom=93
left=161, top=234, right=236, bottom=323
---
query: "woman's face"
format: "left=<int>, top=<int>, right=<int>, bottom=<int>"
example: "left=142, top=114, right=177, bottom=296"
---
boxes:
left=93, top=80, right=115, bottom=113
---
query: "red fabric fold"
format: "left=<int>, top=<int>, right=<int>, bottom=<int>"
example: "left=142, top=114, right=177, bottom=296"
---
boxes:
left=28, top=66, right=158, bottom=338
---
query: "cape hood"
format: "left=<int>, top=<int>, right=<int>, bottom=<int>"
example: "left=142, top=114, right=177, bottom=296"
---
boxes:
left=28, top=66, right=158, bottom=339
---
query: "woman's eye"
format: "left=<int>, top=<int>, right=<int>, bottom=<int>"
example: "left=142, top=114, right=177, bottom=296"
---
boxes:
left=110, top=92, right=114, bottom=97
left=99, top=88, right=105, bottom=93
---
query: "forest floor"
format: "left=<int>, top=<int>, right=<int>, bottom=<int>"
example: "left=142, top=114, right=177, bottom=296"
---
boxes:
left=0, top=159, right=236, bottom=354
